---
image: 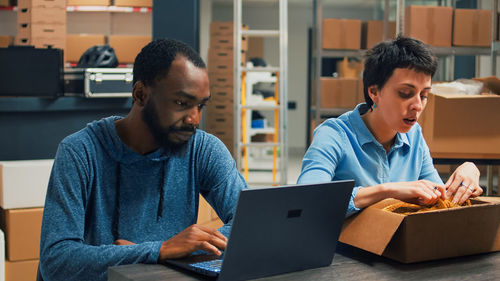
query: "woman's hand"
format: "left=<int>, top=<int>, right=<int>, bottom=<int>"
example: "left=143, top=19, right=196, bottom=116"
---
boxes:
left=354, top=180, right=445, bottom=209
left=444, top=162, right=483, bottom=204
left=384, top=180, right=446, bottom=206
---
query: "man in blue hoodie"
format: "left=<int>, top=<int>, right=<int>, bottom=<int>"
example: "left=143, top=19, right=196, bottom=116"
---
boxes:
left=39, top=38, right=248, bottom=281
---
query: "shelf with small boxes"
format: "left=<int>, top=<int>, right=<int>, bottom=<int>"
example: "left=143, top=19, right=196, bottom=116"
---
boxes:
left=0, top=0, right=152, bottom=66
left=308, top=0, right=500, bottom=145
left=241, top=68, right=281, bottom=172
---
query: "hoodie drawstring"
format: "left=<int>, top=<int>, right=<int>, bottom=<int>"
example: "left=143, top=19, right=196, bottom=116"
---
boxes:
left=113, top=163, right=121, bottom=241
left=157, top=164, right=165, bottom=221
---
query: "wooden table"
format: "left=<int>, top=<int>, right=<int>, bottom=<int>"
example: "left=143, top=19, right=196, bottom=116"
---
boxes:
left=108, top=243, right=500, bottom=281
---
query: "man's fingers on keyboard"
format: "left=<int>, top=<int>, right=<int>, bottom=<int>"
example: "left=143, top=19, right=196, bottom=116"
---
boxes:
left=200, top=241, right=222, bottom=256
left=198, top=225, right=228, bottom=242
left=208, top=234, right=227, bottom=251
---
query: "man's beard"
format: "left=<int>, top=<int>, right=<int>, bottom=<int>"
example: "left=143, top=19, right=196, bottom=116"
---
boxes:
left=141, top=98, right=196, bottom=157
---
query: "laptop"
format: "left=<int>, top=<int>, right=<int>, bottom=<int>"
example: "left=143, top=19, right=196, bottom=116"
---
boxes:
left=165, top=180, right=354, bottom=281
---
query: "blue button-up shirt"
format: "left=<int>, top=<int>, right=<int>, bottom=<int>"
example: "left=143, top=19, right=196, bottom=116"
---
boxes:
left=298, top=104, right=442, bottom=217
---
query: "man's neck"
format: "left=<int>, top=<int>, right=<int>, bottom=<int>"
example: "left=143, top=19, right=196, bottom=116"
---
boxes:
left=115, top=110, right=158, bottom=155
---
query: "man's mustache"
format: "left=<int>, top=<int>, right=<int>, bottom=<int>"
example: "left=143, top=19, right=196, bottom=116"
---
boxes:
left=169, top=125, right=197, bottom=133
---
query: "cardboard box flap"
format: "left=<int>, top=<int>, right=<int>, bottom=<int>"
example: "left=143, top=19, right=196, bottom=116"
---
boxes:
left=339, top=199, right=405, bottom=255
left=473, top=76, right=500, bottom=95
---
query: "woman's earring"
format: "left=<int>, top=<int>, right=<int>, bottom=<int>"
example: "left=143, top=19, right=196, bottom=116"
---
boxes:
left=373, top=103, right=377, bottom=109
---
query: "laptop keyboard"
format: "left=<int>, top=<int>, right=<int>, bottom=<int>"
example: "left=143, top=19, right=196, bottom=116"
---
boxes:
left=190, top=259, right=223, bottom=273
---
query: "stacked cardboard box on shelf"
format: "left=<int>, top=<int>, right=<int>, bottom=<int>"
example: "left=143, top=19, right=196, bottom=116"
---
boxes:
left=418, top=92, right=500, bottom=156
left=322, top=18, right=361, bottom=50
left=114, top=0, right=152, bottom=7
left=66, top=0, right=110, bottom=5
left=66, top=34, right=106, bottom=63
left=205, top=21, right=248, bottom=157
left=108, top=35, right=152, bottom=64
left=0, top=160, right=53, bottom=281
left=361, top=20, right=396, bottom=49
left=16, top=0, right=66, bottom=49
left=404, top=5, right=453, bottom=47
left=319, top=77, right=364, bottom=109
left=453, top=9, right=492, bottom=47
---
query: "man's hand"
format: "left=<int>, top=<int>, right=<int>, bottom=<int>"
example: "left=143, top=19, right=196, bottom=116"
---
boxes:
left=158, top=224, right=227, bottom=262
left=113, top=239, right=136, bottom=246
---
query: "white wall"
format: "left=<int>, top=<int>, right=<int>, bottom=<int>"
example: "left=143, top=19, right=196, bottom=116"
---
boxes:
left=210, top=1, right=374, bottom=152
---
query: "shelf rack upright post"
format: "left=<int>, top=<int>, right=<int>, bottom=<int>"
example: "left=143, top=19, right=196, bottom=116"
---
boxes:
left=233, top=0, right=289, bottom=185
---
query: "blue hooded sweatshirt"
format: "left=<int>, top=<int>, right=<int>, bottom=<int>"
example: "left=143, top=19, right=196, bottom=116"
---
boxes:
left=39, top=116, right=247, bottom=281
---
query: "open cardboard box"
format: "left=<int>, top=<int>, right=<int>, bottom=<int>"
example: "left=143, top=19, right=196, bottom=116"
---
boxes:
left=339, top=197, right=500, bottom=263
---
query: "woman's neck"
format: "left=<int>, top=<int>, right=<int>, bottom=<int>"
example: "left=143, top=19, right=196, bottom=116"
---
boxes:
left=361, top=110, right=396, bottom=153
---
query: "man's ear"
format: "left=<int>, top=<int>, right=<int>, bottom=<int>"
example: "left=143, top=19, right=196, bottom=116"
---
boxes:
left=132, top=81, right=149, bottom=107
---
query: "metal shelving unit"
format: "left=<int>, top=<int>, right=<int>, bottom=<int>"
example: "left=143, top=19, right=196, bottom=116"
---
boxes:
left=234, top=0, right=288, bottom=185
left=310, top=0, right=500, bottom=141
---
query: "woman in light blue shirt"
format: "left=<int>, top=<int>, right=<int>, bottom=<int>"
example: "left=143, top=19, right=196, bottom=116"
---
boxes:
left=298, top=35, right=482, bottom=217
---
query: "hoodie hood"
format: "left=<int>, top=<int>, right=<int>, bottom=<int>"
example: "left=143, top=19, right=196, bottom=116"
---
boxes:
left=87, top=116, right=170, bottom=164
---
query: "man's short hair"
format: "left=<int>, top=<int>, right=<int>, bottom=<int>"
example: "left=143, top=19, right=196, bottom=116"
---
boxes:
left=133, top=38, right=206, bottom=86
left=362, top=35, right=438, bottom=108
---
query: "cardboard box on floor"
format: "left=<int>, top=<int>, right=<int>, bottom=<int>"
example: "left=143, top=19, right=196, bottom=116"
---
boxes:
left=339, top=198, right=500, bottom=263
left=404, top=5, right=452, bottom=47
left=66, top=34, right=106, bottom=62
left=0, top=208, right=43, bottom=261
left=0, top=160, right=53, bottom=209
left=453, top=9, right=492, bottom=47
left=418, top=92, right=500, bottom=156
left=5, top=259, right=38, bottom=281
left=322, top=18, right=361, bottom=50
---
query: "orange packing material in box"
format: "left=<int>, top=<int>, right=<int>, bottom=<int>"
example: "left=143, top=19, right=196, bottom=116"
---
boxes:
left=383, top=198, right=471, bottom=215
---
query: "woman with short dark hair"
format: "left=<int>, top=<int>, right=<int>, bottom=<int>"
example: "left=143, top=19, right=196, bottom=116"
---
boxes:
left=298, top=35, right=482, bottom=217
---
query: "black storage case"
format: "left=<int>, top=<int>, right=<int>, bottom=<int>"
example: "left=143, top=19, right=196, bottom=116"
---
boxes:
left=64, top=68, right=133, bottom=98
left=0, top=46, right=64, bottom=98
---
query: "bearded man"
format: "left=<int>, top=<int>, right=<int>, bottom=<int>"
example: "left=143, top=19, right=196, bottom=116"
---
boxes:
left=39, top=38, right=247, bottom=281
